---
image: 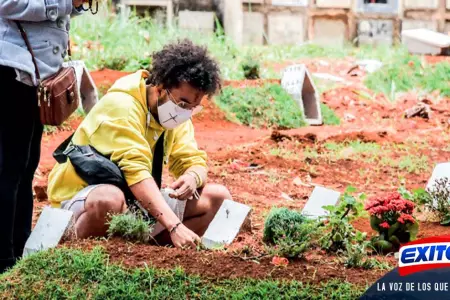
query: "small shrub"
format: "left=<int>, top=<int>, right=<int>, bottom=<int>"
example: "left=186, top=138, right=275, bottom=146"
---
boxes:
left=240, top=56, right=260, bottom=80
left=365, top=192, right=418, bottom=253
left=107, top=211, right=155, bottom=243
left=263, top=208, right=317, bottom=258
left=216, top=84, right=307, bottom=129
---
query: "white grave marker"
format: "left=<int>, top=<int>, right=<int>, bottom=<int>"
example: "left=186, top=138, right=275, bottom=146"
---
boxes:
left=402, top=28, right=450, bottom=56
left=426, top=163, right=450, bottom=208
left=201, top=199, right=251, bottom=249
left=23, top=207, right=74, bottom=258
left=301, top=186, right=341, bottom=219
left=281, top=64, right=322, bottom=125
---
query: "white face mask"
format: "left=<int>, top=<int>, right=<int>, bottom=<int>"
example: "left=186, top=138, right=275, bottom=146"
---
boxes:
left=157, top=98, right=193, bottom=129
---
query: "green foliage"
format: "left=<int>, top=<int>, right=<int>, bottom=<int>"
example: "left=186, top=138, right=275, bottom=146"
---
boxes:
left=240, top=56, right=260, bottom=79
left=319, top=186, right=371, bottom=268
left=107, top=211, right=155, bottom=243
left=216, top=84, right=307, bottom=129
left=263, top=208, right=318, bottom=258
left=0, top=247, right=365, bottom=299
left=321, top=103, right=341, bottom=125
left=365, top=48, right=450, bottom=98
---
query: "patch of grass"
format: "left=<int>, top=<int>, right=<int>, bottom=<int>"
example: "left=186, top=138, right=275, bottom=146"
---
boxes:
left=0, top=247, right=366, bottom=299
left=397, top=155, right=429, bottom=173
left=107, top=212, right=155, bottom=243
left=321, top=103, right=341, bottom=125
left=304, top=140, right=430, bottom=174
left=216, top=84, right=307, bottom=129
left=364, top=47, right=450, bottom=98
left=269, top=147, right=297, bottom=160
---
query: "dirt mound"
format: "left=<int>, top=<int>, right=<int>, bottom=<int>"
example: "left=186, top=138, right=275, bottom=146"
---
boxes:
left=91, top=69, right=131, bottom=89
left=63, top=238, right=387, bottom=286
left=272, top=127, right=397, bottom=144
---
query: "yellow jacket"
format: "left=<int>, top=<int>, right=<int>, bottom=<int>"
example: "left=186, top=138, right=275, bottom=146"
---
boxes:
left=47, top=70, right=207, bottom=207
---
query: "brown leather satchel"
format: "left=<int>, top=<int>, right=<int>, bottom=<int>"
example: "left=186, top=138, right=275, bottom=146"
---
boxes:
left=16, top=21, right=79, bottom=126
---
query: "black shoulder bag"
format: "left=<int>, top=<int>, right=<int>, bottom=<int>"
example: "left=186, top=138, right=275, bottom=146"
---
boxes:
left=53, top=132, right=165, bottom=222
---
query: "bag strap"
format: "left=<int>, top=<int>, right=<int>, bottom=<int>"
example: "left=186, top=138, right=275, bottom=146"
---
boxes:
left=152, top=133, right=165, bottom=190
left=53, top=133, right=75, bottom=164
left=15, top=21, right=72, bottom=80
left=53, top=131, right=165, bottom=189
left=15, top=21, right=41, bottom=81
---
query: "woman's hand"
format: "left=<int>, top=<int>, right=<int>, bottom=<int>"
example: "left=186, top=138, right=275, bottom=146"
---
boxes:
left=170, top=223, right=201, bottom=249
left=170, top=174, right=197, bottom=200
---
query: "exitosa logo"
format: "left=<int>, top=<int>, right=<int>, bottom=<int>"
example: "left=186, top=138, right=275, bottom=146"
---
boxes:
left=399, top=235, right=450, bottom=276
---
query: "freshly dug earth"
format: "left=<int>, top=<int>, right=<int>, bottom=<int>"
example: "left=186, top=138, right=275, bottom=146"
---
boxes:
left=33, top=60, right=450, bottom=288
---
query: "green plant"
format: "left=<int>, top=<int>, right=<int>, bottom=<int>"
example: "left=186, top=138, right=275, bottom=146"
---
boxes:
left=365, top=192, right=418, bottom=253
left=319, top=186, right=366, bottom=253
left=263, top=208, right=318, bottom=258
left=426, top=178, right=450, bottom=225
left=240, top=56, right=260, bottom=79
left=216, top=84, right=307, bottom=129
left=107, top=211, right=155, bottom=243
left=321, top=103, right=341, bottom=125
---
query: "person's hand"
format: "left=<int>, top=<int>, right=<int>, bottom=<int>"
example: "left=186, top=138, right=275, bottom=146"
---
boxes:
left=72, top=0, right=85, bottom=7
left=169, top=223, right=201, bottom=249
left=170, top=174, right=197, bottom=200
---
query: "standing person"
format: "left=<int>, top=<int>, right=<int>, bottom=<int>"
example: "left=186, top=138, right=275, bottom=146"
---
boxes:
left=0, top=0, right=87, bottom=274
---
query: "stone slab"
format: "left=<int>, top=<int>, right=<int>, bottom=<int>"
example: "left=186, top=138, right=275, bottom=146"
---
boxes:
left=201, top=200, right=251, bottom=249
left=302, top=186, right=341, bottom=219
left=356, top=0, right=399, bottom=14
left=402, top=28, right=450, bottom=55
left=426, top=163, right=450, bottom=208
left=404, top=0, right=439, bottom=9
left=243, top=12, right=264, bottom=45
left=402, top=20, right=438, bottom=32
left=315, top=0, right=351, bottom=8
left=312, top=19, right=347, bottom=47
left=23, top=207, right=73, bottom=257
left=358, top=19, right=394, bottom=46
left=268, top=13, right=306, bottom=45
left=178, top=10, right=215, bottom=34
left=281, top=64, right=322, bottom=125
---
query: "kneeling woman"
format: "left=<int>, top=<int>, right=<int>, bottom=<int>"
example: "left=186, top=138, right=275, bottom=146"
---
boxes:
left=47, top=39, right=231, bottom=249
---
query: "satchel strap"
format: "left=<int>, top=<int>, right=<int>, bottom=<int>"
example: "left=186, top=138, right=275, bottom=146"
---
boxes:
left=15, top=21, right=73, bottom=82
left=15, top=21, right=41, bottom=82
left=53, top=133, right=75, bottom=164
left=152, top=133, right=165, bottom=190
left=53, top=131, right=166, bottom=189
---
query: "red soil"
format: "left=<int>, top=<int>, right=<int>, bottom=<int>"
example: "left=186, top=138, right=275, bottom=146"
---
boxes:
left=33, top=61, right=450, bottom=287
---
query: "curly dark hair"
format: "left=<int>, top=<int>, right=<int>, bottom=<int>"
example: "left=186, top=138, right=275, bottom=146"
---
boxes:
left=147, top=39, right=222, bottom=96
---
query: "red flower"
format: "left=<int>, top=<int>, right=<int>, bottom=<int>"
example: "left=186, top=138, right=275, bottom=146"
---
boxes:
left=380, top=222, right=390, bottom=229
left=272, top=256, right=289, bottom=267
left=398, top=213, right=415, bottom=224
